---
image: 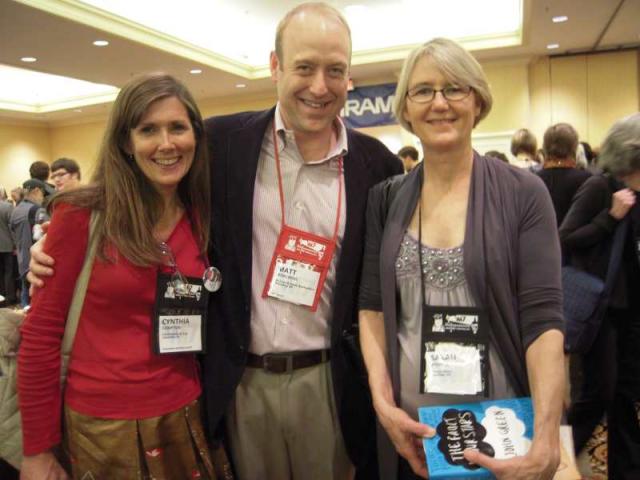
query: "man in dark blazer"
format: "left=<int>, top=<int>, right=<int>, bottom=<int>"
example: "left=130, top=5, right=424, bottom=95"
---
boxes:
left=202, top=4, right=401, bottom=479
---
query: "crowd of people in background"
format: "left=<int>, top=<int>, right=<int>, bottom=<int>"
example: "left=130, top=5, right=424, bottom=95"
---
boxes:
left=0, top=158, right=81, bottom=309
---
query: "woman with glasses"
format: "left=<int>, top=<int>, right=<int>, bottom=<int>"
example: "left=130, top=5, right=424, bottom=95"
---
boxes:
left=358, top=38, right=565, bottom=479
left=18, top=73, right=217, bottom=479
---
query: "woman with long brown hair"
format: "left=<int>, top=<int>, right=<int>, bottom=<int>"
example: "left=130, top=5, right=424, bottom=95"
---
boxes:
left=18, top=73, right=215, bottom=479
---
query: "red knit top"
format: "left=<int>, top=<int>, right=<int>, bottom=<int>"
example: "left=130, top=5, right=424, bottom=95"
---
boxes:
left=18, top=204, right=203, bottom=455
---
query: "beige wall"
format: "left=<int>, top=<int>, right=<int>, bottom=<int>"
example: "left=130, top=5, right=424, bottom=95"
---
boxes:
left=479, top=60, right=530, bottom=134
left=0, top=121, right=51, bottom=191
left=530, top=50, right=639, bottom=148
left=0, top=49, right=637, bottom=184
left=48, top=120, right=107, bottom=182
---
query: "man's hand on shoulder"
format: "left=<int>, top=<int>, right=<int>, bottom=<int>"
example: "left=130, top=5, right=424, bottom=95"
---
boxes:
left=27, top=228, right=54, bottom=294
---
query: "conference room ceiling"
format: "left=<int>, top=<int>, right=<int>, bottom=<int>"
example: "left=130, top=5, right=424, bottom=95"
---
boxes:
left=0, top=0, right=638, bottom=123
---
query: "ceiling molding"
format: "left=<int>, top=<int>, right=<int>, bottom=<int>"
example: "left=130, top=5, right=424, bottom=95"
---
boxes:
left=0, top=91, right=118, bottom=113
left=14, top=0, right=269, bottom=79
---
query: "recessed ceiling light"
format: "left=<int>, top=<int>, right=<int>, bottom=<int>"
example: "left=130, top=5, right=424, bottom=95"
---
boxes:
left=93, top=40, right=109, bottom=47
left=552, top=15, right=568, bottom=23
left=547, top=43, right=560, bottom=50
left=236, top=83, right=247, bottom=88
left=21, top=57, right=37, bottom=63
left=190, top=69, right=202, bottom=74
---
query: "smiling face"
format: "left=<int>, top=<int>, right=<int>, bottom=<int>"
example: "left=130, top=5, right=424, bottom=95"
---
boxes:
left=403, top=55, right=480, bottom=155
left=127, top=96, right=195, bottom=198
left=270, top=10, right=350, bottom=141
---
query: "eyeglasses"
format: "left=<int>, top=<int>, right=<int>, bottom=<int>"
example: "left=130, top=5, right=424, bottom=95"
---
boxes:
left=51, top=170, right=70, bottom=181
left=160, top=242, right=188, bottom=295
left=406, top=85, right=473, bottom=104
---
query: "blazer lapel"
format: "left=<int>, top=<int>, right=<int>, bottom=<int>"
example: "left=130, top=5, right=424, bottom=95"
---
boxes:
left=226, top=108, right=275, bottom=304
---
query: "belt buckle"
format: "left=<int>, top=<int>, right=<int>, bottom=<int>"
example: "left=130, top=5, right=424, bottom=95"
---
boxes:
left=262, top=353, right=293, bottom=374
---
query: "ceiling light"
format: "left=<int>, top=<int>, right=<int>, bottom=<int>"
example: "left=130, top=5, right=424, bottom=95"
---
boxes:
left=190, top=69, right=202, bottom=74
left=20, top=57, right=37, bottom=63
left=235, top=83, right=247, bottom=88
left=93, top=40, right=109, bottom=46
left=547, top=43, right=560, bottom=50
left=552, top=15, right=568, bottom=23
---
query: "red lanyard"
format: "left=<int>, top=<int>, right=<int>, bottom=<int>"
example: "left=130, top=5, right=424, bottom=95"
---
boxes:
left=272, top=125, right=343, bottom=242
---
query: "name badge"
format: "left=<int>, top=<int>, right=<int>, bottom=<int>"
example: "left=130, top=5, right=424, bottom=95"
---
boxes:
left=262, top=225, right=336, bottom=311
left=153, top=273, right=208, bottom=354
left=420, top=306, right=489, bottom=396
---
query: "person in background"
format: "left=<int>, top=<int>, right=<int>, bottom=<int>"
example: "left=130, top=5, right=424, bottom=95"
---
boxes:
left=9, top=180, right=46, bottom=309
left=0, top=187, right=17, bottom=306
left=485, top=149, right=509, bottom=163
left=560, top=113, right=640, bottom=477
left=536, top=123, right=591, bottom=228
left=9, top=188, right=23, bottom=206
left=511, top=128, right=540, bottom=171
left=18, top=73, right=217, bottom=479
left=50, top=158, right=82, bottom=192
left=28, top=161, right=56, bottom=197
left=580, top=141, right=595, bottom=166
left=359, top=37, right=564, bottom=479
left=398, top=146, right=420, bottom=173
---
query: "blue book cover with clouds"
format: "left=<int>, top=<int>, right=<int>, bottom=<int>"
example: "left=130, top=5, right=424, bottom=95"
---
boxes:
left=418, top=397, right=534, bottom=479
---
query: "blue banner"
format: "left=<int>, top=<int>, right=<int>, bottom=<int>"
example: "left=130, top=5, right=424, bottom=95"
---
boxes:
left=341, top=83, right=397, bottom=129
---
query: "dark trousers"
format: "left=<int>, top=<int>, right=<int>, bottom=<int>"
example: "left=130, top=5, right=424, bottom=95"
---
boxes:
left=398, top=457, right=423, bottom=480
left=568, top=312, right=618, bottom=452
left=0, top=252, right=17, bottom=304
left=608, top=391, right=640, bottom=479
left=609, top=315, right=640, bottom=479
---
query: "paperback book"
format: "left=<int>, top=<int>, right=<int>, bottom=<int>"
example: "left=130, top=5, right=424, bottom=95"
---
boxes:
left=419, top=397, right=533, bottom=479
left=418, top=397, right=579, bottom=479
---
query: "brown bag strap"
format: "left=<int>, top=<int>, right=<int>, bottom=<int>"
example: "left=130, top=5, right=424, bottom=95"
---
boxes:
left=60, top=211, right=100, bottom=378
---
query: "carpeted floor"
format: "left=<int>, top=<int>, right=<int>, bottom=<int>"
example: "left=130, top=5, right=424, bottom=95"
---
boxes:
left=580, top=420, right=608, bottom=479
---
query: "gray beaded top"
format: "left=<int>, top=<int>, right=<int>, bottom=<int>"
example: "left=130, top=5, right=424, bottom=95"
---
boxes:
left=395, top=233, right=465, bottom=290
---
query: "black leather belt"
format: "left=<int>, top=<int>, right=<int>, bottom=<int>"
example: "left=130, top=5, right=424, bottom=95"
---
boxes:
left=246, top=349, right=330, bottom=374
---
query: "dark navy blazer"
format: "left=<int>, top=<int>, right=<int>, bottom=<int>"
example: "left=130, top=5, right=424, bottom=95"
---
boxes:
left=201, top=107, right=402, bottom=475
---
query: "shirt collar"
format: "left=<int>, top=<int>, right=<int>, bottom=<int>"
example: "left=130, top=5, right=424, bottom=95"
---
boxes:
left=273, top=103, right=348, bottom=164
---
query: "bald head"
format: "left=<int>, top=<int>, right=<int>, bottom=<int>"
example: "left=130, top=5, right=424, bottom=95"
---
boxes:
left=275, top=2, right=352, bottom=64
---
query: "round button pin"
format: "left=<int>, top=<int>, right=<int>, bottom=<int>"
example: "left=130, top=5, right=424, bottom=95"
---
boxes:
left=203, top=266, right=222, bottom=292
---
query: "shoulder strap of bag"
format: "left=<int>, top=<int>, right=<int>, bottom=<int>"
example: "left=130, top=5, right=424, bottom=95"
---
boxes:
left=60, top=211, right=100, bottom=372
left=603, top=216, right=629, bottom=296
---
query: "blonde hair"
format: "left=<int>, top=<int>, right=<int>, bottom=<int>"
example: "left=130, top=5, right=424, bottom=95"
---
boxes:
left=393, top=37, right=493, bottom=133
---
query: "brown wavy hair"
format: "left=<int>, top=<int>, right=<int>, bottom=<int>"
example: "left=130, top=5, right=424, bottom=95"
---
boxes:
left=51, top=73, right=210, bottom=266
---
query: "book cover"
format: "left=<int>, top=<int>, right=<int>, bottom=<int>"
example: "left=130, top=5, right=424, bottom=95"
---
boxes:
left=418, top=397, right=534, bottom=479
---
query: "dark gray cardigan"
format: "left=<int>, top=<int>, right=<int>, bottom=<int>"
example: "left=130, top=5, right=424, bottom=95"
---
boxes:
left=359, top=153, right=565, bottom=478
